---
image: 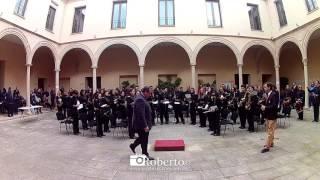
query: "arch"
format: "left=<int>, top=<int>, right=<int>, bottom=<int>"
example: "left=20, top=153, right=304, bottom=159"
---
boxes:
left=141, top=37, right=193, bottom=65
left=58, top=43, right=95, bottom=70
left=240, top=40, right=276, bottom=65
left=30, top=41, right=58, bottom=69
left=303, top=23, right=320, bottom=60
left=276, top=36, right=304, bottom=61
left=192, top=37, right=241, bottom=65
left=0, top=27, right=31, bottom=64
left=94, top=39, right=140, bottom=67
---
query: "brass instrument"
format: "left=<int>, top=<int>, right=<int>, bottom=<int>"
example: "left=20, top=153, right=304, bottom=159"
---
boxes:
left=245, top=92, right=252, bottom=110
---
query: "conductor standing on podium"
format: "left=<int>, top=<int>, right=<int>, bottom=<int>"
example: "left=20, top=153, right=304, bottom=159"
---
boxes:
left=130, top=87, right=154, bottom=160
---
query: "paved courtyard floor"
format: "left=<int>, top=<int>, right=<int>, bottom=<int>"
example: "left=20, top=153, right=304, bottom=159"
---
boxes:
left=0, top=110, right=320, bottom=180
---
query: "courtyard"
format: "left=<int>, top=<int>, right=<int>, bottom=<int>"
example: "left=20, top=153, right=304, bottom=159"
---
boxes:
left=0, top=111, right=320, bottom=180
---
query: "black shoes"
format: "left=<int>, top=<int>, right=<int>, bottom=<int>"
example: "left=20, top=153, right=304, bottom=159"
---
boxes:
left=129, top=143, right=136, bottom=154
left=239, top=126, right=245, bottom=129
left=261, top=148, right=270, bottom=153
left=146, top=156, right=155, bottom=160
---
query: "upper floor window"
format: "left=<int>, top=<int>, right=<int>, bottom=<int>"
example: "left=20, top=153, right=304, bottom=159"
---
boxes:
left=72, top=6, right=86, bottom=33
left=206, top=0, right=222, bottom=27
left=159, top=0, right=175, bottom=26
left=46, top=6, right=56, bottom=31
left=275, top=0, right=287, bottom=27
left=112, top=1, right=127, bottom=29
left=305, top=0, right=318, bottom=12
left=247, top=4, right=262, bottom=31
left=14, top=0, right=28, bottom=17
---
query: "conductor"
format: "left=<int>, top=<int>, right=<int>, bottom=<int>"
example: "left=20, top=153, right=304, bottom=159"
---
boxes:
left=129, top=87, right=155, bottom=160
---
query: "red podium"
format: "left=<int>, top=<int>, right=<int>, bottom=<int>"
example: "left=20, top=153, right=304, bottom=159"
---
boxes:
left=154, top=139, right=185, bottom=151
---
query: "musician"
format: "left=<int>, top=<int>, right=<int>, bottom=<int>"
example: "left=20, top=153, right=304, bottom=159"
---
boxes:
left=295, top=85, right=305, bottom=120
left=6, top=87, right=14, bottom=117
left=206, top=94, right=220, bottom=136
left=102, top=90, right=111, bottom=133
left=79, top=90, right=88, bottom=130
left=70, top=90, right=80, bottom=135
left=173, top=87, right=185, bottom=124
left=282, top=85, right=292, bottom=117
left=147, top=87, right=156, bottom=126
left=189, top=88, right=198, bottom=125
left=198, top=95, right=208, bottom=128
left=261, top=83, right=279, bottom=153
left=126, top=89, right=136, bottom=139
left=246, top=86, right=259, bottom=133
left=238, top=85, right=247, bottom=129
left=94, top=93, right=104, bottom=137
left=159, top=88, right=170, bottom=124
left=309, top=81, right=320, bottom=122
left=61, top=91, right=68, bottom=118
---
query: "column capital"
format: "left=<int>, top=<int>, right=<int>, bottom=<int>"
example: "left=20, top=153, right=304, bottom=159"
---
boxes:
left=55, top=69, right=60, bottom=72
left=26, top=63, right=32, bottom=67
left=139, top=64, right=145, bottom=68
left=302, top=58, right=308, bottom=66
left=91, top=66, right=97, bottom=69
left=274, top=65, right=280, bottom=69
left=190, top=63, right=196, bottom=67
left=237, top=64, right=243, bottom=68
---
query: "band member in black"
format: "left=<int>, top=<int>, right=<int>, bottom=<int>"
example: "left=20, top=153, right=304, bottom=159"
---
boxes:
left=94, top=93, right=104, bottom=137
left=295, top=85, right=305, bottom=120
left=159, top=88, right=170, bottom=124
left=78, top=90, right=88, bottom=130
left=126, top=89, right=135, bottom=139
left=238, top=85, right=247, bottom=129
left=198, top=96, right=208, bottom=128
left=70, top=90, right=80, bottom=135
left=310, top=81, right=320, bottom=122
left=174, top=87, right=185, bottom=124
left=246, top=86, right=259, bottom=133
left=189, top=88, right=198, bottom=125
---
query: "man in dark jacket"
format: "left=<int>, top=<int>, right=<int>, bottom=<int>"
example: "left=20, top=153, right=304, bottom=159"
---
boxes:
left=260, top=83, right=279, bottom=153
left=129, top=87, right=154, bottom=160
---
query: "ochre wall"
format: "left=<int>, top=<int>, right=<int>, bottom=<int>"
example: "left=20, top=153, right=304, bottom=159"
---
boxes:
left=97, top=46, right=139, bottom=89
left=308, top=38, right=320, bottom=83
left=0, top=40, right=27, bottom=97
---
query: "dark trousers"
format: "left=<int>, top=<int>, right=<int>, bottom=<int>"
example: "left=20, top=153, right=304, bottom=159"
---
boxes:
left=72, top=115, right=79, bottom=134
left=132, top=130, right=149, bottom=156
left=174, top=104, right=184, bottom=123
left=298, top=111, right=303, bottom=120
left=246, top=111, right=254, bottom=132
left=79, top=112, right=88, bottom=130
left=103, top=115, right=110, bottom=132
left=190, top=107, right=196, bottom=124
left=239, top=108, right=246, bottom=128
left=213, top=113, right=220, bottom=135
left=199, top=110, right=206, bottom=127
left=96, top=112, right=104, bottom=137
left=160, top=104, right=169, bottom=124
left=314, top=104, right=319, bottom=122
left=128, top=116, right=134, bottom=138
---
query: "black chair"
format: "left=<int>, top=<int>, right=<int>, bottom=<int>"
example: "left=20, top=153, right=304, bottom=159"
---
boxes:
left=221, top=112, right=235, bottom=137
left=112, top=118, right=128, bottom=138
left=56, top=112, right=73, bottom=135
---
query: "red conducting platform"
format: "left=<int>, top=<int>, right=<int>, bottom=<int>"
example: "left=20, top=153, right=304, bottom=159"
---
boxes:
left=154, top=139, right=185, bottom=151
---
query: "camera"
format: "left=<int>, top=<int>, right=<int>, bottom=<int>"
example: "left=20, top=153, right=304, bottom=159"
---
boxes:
left=130, top=155, right=147, bottom=166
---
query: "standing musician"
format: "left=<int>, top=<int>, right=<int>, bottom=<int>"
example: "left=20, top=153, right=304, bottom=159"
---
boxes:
left=238, top=85, right=247, bottom=129
left=94, top=93, right=105, bottom=137
left=158, top=88, right=170, bottom=124
left=246, top=86, right=259, bottom=133
left=126, top=89, right=136, bottom=139
left=173, top=87, right=185, bottom=124
left=295, top=85, right=305, bottom=120
left=78, top=90, right=88, bottom=130
left=198, top=94, right=209, bottom=128
left=189, top=88, right=198, bottom=125
left=261, top=83, right=279, bottom=153
left=70, top=90, right=80, bottom=135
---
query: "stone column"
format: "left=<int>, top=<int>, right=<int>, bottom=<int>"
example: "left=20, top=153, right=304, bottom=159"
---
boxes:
left=238, top=64, right=243, bottom=89
left=275, top=65, right=280, bottom=91
left=92, top=67, right=97, bottom=92
left=191, top=64, right=196, bottom=89
left=303, top=59, right=309, bottom=108
left=139, top=65, right=144, bottom=89
left=55, top=69, right=60, bottom=95
left=26, top=64, right=31, bottom=107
